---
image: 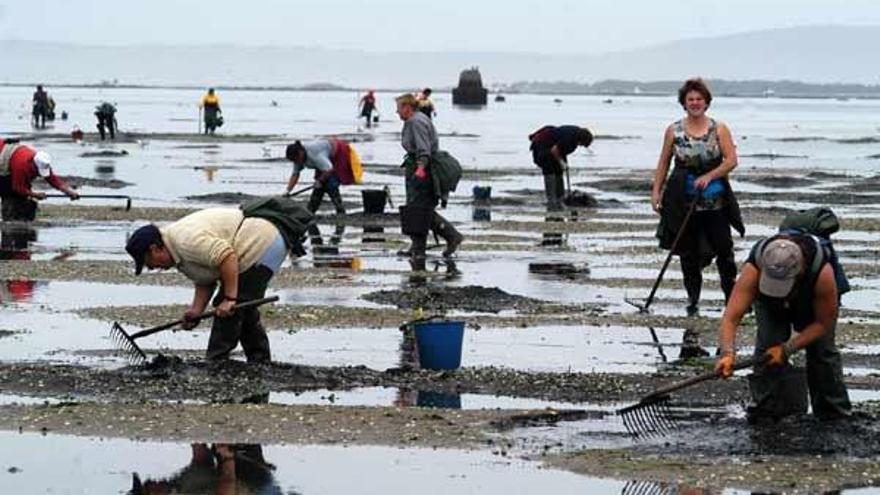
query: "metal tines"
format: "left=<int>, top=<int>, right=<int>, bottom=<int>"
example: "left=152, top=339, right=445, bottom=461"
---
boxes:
left=620, top=480, right=677, bottom=495
left=109, top=321, right=148, bottom=365
left=617, top=394, right=679, bottom=438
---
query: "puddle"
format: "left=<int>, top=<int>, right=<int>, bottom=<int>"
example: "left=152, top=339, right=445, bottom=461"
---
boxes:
left=0, top=303, right=691, bottom=373
left=1, top=280, right=191, bottom=310
left=0, top=393, right=63, bottom=406
left=0, top=431, right=622, bottom=494
left=269, top=386, right=595, bottom=410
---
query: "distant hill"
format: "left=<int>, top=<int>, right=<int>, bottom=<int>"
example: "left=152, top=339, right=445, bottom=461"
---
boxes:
left=1, top=25, right=878, bottom=87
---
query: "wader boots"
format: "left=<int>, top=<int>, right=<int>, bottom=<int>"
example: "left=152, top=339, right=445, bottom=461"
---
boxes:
left=432, top=212, right=463, bottom=257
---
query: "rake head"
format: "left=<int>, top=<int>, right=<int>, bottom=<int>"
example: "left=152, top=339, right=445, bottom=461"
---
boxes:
left=109, top=321, right=148, bottom=366
left=617, top=394, right=680, bottom=438
left=620, top=480, right=676, bottom=495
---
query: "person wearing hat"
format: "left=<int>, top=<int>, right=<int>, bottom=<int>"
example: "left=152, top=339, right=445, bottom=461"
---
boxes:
left=715, top=234, right=851, bottom=420
left=0, top=138, right=79, bottom=221
left=126, top=208, right=290, bottom=363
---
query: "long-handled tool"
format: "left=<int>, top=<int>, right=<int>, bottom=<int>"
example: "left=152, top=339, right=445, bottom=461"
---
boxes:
left=617, top=354, right=762, bottom=438
left=625, top=200, right=697, bottom=313
left=44, top=194, right=132, bottom=211
left=384, top=185, right=395, bottom=209
left=110, top=295, right=280, bottom=365
left=284, top=185, right=315, bottom=198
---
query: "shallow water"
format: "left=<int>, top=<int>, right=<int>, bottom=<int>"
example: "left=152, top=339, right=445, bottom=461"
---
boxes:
left=0, top=431, right=620, bottom=494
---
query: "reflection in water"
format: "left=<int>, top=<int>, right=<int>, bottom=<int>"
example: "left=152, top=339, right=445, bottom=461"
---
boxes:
left=679, top=327, right=710, bottom=360
left=129, top=442, right=286, bottom=495
left=202, top=166, right=218, bottom=182
left=541, top=213, right=568, bottom=247
left=308, top=220, right=345, bottom=247
left=0, top=224, right=36, bottom=260
left=0, top=279, right=40, bottom=303
left=473, top=206, right=491, bottom=222
left=647, top=326, right=668, bottom=363
left=361, top=223, right=385, bottom=243
left=621, top=480, right=721, bottom=495
left=94, top=159, right=116, bottom=179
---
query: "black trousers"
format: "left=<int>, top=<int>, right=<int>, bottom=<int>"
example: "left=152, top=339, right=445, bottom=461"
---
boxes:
left=96, top=114, right=115, bottom=140
left=677, top=209, right=737, bottom=308
left=206, top=264, right=274, bottom=363
left=1, top=195, right=37, bottom=221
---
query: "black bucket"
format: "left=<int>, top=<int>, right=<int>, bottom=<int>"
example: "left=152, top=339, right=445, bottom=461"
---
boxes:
left=747, top=365, right=808, bottom=420
left=472, top=185, right=491, bottom=202
left=361, top=189, right=387, bottom=214
left=399, top=205, right=433, bottom=236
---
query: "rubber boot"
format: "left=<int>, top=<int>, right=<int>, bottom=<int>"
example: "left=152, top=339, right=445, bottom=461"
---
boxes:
left=432, top=213, right=463, bottom=257
left=681, top=256, right=702, bottom=316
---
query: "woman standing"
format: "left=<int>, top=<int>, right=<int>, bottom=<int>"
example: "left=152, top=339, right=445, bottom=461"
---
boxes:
left=652, top=78, right=744, bottom=316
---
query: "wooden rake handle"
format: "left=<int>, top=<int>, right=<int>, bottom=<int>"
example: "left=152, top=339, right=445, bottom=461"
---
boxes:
left=128, top=295, right=280, bottom=340
left=645, top=354, right=763, bottom=400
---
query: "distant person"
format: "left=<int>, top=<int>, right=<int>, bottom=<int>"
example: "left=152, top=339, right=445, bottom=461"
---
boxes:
left=200, top=88, right=223, bottom=135
left=285, top=138, right=362, bottom=215
left=94, top=102, right=118, bottom=140
left=359, top=90, right=377, bottom=128
left=0, top=138, right=79, bottom=221
left=416, top=88, right=436, bottom=119
left=46, top=96, right=56, bottom=121
left=31, top=85, right=50, bottom=129
left=528, top=125, right=593, bottom=210
left=651, top=78, right=744, bottom=316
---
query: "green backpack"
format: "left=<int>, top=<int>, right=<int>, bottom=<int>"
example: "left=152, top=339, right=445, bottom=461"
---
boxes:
left=777, top=207, right=850, bottom=295
left=430, top=150, right=462, bottom=200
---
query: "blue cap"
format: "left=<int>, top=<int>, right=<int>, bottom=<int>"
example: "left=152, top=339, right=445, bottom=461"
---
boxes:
left=125, top=224, right=161, bottom=275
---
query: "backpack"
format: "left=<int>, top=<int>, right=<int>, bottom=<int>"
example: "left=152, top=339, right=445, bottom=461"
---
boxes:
left=776, top=207, right=850, bottom=295
left=240, top=197, right=314, bottom=257
left=430, top=150, right=462, bottom=200
left=528, top=125, right=556, bottom=151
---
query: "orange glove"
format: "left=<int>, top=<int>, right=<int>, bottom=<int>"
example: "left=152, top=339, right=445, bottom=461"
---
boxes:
left=765, top=344, right=788, bottom=367
left=715, top=353, right=735, bottom=379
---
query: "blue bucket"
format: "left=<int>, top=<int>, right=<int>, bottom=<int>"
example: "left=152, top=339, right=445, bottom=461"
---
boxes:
left=413, top=320, right=465, bottom=370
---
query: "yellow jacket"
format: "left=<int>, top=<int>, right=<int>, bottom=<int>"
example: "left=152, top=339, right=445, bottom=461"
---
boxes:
left=200, top=93, right=220, bottom=108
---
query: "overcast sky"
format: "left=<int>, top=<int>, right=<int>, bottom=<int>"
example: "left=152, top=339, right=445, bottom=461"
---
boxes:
left=2, top=0, right=879, bottom=53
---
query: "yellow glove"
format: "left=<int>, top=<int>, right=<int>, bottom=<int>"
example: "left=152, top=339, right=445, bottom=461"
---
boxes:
left=715, top=353, right=735, bottom=379
left=765, top=344, right=788, bottom=367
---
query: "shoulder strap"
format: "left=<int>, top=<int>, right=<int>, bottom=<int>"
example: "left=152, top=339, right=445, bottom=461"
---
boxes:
left=754, top=238, right=771, bottom=266
left=806, top=234, right=825, bottom=278
left=0, top=143, right=22, bottom=176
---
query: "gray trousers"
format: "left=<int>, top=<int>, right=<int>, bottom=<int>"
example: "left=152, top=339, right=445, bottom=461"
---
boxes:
left=754, top=303, right=851, bottom=419
left=543, top=173, right=564, bottom=209
left=206, top=264, right=273, bottom=363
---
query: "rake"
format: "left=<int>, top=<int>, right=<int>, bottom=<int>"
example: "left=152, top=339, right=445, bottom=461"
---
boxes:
left=109, top=295, right=280, bottom=365
left=44, top=194, right=133, bottom=211
left=284, top=185, right=315, bottom=198
left=617, top=354, right=762, bottom=438
left=625, top=200, right=697, bottom=313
